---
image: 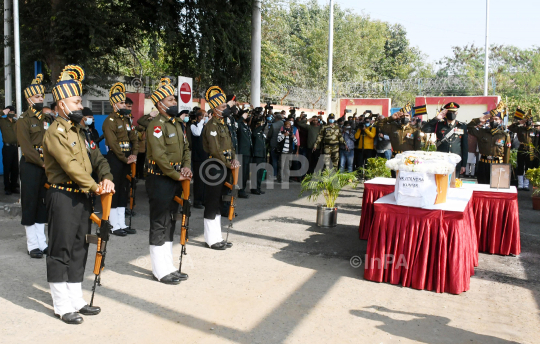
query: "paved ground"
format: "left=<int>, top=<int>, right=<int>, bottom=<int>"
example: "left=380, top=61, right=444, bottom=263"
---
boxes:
left=0, top=179, right=539, bottom=343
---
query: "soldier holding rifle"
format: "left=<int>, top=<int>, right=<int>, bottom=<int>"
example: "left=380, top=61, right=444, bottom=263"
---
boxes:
left=146, top=78, right=192, bottom=285
left=43, top=65, right=114, bottom=324
left=202, top=86, right=240, bottom=250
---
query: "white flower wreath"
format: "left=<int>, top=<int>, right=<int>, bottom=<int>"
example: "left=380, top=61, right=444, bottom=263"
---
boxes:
left=385, top=151, right=462, bottom=174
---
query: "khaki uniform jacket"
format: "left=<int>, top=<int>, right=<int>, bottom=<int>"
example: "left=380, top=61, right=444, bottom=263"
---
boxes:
left=202, top=116, right=236, bottom=168
left=146, top=114, right=191, bottom=181
left=508, top=123, right=538, bottom=147
left=297, top=120, right=322, bottom=149
left=0, top=117, right=18, bottom=144
left=43, top=117, right=113, bottom=193
left=377, top=118, right=421, bottom=153
left=102, top=112, right=138, bottom=163
left=313, top=124, right=345, bottom=150
left=467, top=118, right=511, bottom=163
left=16, top=108, right=53, bottom=166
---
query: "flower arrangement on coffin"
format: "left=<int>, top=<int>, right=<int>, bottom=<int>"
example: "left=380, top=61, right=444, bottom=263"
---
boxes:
left=385, top=151, right=462, bottom=205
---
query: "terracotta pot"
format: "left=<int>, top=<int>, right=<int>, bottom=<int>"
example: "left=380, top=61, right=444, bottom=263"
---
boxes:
left=532, top=195, right=540, bottom=211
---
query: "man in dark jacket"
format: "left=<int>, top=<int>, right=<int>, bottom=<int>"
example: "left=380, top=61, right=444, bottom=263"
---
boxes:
left=190, top=109, right=208, bottom=208
left=237, top=110, right=253, bottom=198
left=251, top=119, right=267, bottom=195
left=267, top=114, right=284, bottom=181
left=297, top=115, right=322, bottom=175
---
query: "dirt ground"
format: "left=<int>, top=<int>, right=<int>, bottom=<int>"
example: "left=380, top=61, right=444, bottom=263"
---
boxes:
left=0, top=179, right=538, bottom=344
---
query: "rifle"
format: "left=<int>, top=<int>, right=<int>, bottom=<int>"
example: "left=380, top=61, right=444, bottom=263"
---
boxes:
left=126, top=163, right=137, bottom=231
left=223, top=166, right=240, bottom=246
left=86, top=193, right=113, bottom=307
left=173, top=179, right=191, bottom=276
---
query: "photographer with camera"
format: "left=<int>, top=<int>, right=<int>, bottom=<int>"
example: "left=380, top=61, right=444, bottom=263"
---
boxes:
left=354, top=111, right=377, bottom=173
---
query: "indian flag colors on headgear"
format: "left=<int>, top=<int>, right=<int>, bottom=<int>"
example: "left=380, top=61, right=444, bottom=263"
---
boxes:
left=205, top=86, right=227, bottom=109
left=52, top=65, right=85, bottom=102
left=24, top=73, right=46, bottom=99
left=109, top=82, right=126, bottom=106
left=151, top=77, right=176, bottom=105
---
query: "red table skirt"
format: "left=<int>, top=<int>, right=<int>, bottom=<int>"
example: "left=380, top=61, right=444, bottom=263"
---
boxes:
left=358, top=182, right=521, bottom=256
left=358, top=183, right=395, bottom=240
left=364, top=202, right=478, bottom=294
left=471, top=191, right=521, bottom=255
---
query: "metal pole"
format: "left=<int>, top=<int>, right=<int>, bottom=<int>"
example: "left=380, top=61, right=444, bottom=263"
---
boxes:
left=250, top=0, right=261, bottom=107
left=13, top=0, right=22, bottom=114
left=326, top=0, right=334, bottom=114
left=4, top=0, right=12, bottom=106
left=483, top=0, right=490, bottom=96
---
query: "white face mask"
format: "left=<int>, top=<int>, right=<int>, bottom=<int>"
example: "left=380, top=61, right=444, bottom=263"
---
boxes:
left=84, top=118, right=93, bottom=126
left=204, top=117, right=209, bottom=124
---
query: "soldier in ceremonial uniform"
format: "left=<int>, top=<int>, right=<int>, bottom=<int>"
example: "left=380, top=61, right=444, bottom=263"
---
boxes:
left=236, top=109, right=253, bottom=198
left=202, top=86, right=239, bottom=250
left=43, top=65, right=114, bottom=324
left=467, top=106, right=511, bottom=185
left=146, top=78, right=192, bottom=285
left=17, top=74, right=53, bottom=258
left=422, top=102, right=468, bottom=176
left=313, top=113, right=346, bottom=170
left=102, top=82, right=138, bottom=236
left=1, top=106, right=19, bottom=195
left=250, top=117, right=267, bottom=195
left=508, top=109, right=538, bottom=190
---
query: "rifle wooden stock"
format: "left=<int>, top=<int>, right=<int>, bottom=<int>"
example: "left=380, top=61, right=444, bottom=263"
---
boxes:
left=127, top=163, right=136, bottom=209
left=44, top=183, right=50, bottom=189
left=92, top=193, right=113, bottom=275
left=174, top=196, right=183, bottom=206
left=180, top=180, right=190, bottom=246
left=228, top=167, right=240, bottom=221
left=90, top=213, right=101, bottom=227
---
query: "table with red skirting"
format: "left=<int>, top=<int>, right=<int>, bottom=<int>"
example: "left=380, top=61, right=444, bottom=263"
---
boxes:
left=358, top=178, right=521, bottom=256
left=364, top=189, right=478, bottom=294
left=358, top=178, right=396, bottom=240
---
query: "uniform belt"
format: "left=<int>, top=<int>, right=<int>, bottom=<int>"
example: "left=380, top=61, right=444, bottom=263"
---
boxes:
left=326, top=143, right=339, bottom=146
left=147, top=160, right=182, bottom=175
left=480, top=155, right=503, bottom=164
left=3, top=143, right=16, bottom=147
left=49, top=181, right=89, bottom=194
left=119, top=141, right=131, bottom=152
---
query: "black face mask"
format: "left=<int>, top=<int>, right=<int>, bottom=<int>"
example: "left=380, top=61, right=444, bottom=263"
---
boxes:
left=7, top=113, right=15, bottom=119
left=119, top=109, right=132, bottom=117
left=401, top=117, right=410, bottom=125
left=221, top=106, right=232, bottom=118
left=446, top=112, right=457, bottom=121
left=68, top=110, right=84, bottom=124
left=32, top=102, right=44, bottom=111
left=490, top=121, right=500, bottom=129
left=526, top=120, right=532, bottom=127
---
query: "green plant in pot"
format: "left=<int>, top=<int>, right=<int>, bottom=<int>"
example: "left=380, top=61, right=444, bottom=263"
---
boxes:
left=525, top=167, right=540, bottom=210
left=300, top=169, right=358, bottom=227
left=358, top=157, right=391, bottom=180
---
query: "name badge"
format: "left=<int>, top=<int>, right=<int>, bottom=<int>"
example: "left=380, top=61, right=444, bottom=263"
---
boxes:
left=169, top=133, right=176, bottom=138
left=118, top=125, right=123, bottom=129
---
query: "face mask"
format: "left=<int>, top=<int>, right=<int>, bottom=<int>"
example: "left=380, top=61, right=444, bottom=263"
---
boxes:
left=62, top=101, right=84, bottom=124
left=7, top=113, right=15, bottom=119
left=401, top=117, right=410, bottom=125
left=267, top=116, right=273, bottom=121
left=204, top=117, right=209, bottom=124
left=84, top=117, right=93, bottom=126
left=183, top=116, right=189, bottom=123
left=526, top=120, right=532, bottom=127
left=446, top=112, right=457, bottom=121
left=328, top=119, right=335, bottom=124
left=365, top=123, right=371, bottom=127
left=159, top=102, right=178, bottom=117
left=119, top=108, right=132, bottom=117
left=31, top=101, right=44, bottom=111
left=490, top=121, right=500, bottom=129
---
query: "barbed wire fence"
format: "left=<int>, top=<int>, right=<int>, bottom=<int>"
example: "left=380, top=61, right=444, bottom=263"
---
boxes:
left=259, top=76, right=490, bottom=109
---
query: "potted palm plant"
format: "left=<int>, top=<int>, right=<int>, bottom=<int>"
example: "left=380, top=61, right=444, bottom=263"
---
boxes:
left=525, top=167, right=540, bottom=210
left=300, top=169, right=358, bottom=227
